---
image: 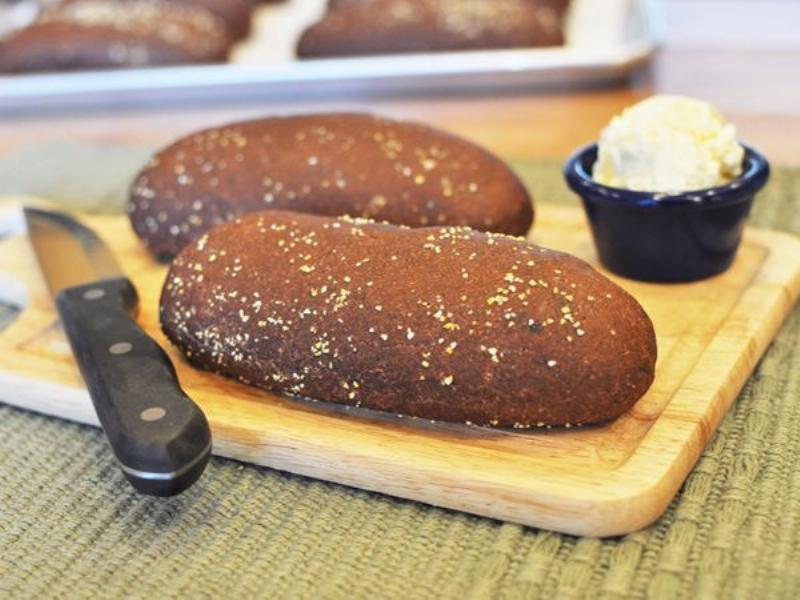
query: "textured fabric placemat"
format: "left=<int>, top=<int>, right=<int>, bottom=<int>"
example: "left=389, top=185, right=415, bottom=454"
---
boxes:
left=0, top=145, right=798, bottom=600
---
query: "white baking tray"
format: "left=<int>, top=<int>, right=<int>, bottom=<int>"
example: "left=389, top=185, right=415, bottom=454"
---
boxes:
left=0, top=0, right=660, bottom=112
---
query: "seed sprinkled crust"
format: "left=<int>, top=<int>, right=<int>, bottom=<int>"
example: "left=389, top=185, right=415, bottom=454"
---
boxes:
left=61, top=0, right=255, bottom=39
left=161, top=210, right=657, bottom=427
left=129, top=113, right=533, bottom=259
left=0, top=0, right=231, bottom=73
left=298, top=0, right=568, bottom=58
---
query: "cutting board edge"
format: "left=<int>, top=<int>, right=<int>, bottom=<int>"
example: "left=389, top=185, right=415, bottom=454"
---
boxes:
left=0, top=369, right=673, bottom=537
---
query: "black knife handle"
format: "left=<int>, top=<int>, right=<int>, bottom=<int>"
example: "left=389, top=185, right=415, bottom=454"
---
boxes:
left=56, top=276, right=211, bottom=496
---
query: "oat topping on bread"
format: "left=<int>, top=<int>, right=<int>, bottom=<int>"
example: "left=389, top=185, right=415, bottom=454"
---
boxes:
left=161, top=210, right=657, bottom=427
left=298, top=0, right=568, bottom=58
left=129, top=114, right=533, bottom=259
left=0, top=0, right=231, bottom=72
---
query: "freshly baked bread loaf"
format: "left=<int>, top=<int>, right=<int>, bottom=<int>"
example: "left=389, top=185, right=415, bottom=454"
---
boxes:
left=61, top=0, right=255, bottom=39
left=166, top=0, right=254, bottom=39
left=161, top=211, right=657, bottom=427
left=326, top=0, right=571, bottom=12
left=0, top=0, right=231, bottom=73
left=298, top=0, right=568, bottom=58
left=129, top=113, right=534, bottom=260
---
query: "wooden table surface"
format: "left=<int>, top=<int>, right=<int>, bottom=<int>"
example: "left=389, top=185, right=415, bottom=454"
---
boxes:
left=0, top=1, right=798, bottom=166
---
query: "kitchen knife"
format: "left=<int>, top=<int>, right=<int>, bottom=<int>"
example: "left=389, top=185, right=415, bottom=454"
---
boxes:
left=24, top=207, right=211, bottom=496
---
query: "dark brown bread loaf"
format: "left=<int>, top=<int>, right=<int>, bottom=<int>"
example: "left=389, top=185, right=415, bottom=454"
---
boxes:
left=326, top=0, right=571, bottom=13
left=129, top=113, right=534, bottom=260
left=297, top=0, right=567, bottom=58
left=161, top=211, right=657, bottom=427
left=164, top=0, right=254, bottom=39
left=61, top=0, right=255, bottom=39
left=0, top=0, right=231, bottom=73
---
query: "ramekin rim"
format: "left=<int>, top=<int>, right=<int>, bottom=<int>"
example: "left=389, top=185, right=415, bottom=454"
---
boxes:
left=563, top=142, right=770, bottom=207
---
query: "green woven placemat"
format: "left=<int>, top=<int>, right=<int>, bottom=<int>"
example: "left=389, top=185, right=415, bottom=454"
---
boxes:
left=0, top=145, right=798, bottom=600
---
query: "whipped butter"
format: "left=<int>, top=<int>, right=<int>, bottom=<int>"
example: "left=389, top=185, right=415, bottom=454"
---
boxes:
left=593, top=95, right=745, bottom=193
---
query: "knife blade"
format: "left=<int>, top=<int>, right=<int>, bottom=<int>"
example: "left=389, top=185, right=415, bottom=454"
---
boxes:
left=24, top=207, right=211, bottom=496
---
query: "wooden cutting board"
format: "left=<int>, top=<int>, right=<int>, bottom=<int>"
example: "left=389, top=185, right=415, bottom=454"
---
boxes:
left=1, top=199, right=798, bottom=537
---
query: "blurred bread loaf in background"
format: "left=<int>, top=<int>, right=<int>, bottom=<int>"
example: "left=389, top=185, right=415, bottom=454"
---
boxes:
left=60, top=0, right=258, bottom=39
left=0, top=0, right=234, bottom=72
left=298, top=0, right=570, bottom=58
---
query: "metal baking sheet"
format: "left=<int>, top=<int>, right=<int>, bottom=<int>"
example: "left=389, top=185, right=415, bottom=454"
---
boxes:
left=0, top=0, right=659, bottom=112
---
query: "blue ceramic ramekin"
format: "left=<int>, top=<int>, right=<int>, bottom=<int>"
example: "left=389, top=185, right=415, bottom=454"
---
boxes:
left=564, top=143, right=770, bottom=282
